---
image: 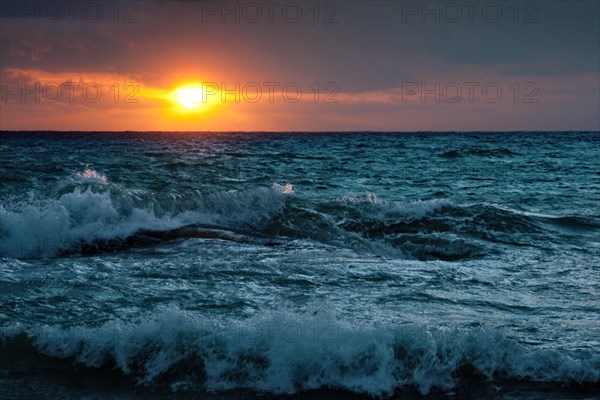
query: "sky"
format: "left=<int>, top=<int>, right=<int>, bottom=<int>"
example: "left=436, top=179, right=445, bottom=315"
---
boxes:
left=0, top=0, right=598, bottom=131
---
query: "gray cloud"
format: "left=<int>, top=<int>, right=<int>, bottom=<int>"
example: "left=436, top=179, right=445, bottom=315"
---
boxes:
left=1, top=1, right=598, bottom=94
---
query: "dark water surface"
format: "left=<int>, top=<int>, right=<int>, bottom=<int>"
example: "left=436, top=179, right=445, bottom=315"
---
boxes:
left=1, top=132, right=599, bottom=399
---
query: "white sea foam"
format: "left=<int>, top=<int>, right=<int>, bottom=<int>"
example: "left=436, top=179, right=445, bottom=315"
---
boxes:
left=0, top=170, right=456, bottom=259
left=75, top=169, right=109, bottom=184
left=8, top=306, right=598, bottom=395
left=339, top=191, right=449, bottom=223
left=273, top=182, right=294, bottom=194
left=0, top=173, right=289, bottom=258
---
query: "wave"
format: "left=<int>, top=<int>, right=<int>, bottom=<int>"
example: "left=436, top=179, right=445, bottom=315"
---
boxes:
left=1, top=170, right=597, bottom=259
left=262, top=196, right=556, bottom=260
left=539, top=215, right=600, bottom=231
left=1, top=307, right=598, bottom=396
left=0, top=171, right=289, bottom=258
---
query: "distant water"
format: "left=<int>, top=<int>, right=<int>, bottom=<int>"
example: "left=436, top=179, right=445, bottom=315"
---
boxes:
left=1, top=132, right=599, bottom=399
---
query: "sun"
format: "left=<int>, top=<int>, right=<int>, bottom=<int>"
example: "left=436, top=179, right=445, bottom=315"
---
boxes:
left=167, top=82, right=222, bottom=117
left=176, top=86, right=204, bottom=109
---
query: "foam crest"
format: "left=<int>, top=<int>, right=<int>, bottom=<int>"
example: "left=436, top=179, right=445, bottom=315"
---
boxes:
left=0, top=174, right=288, bottom=258
left=75, top=169, right=109, bottom=184
left=3, top=307, right=597, bottom=395
left=338, top=192, right=449, bottom=223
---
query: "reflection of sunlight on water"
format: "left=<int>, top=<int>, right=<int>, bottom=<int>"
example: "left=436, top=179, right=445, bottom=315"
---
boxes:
left=76, top=169, right=108, bottom=183
left=273, top=182, right=294, bottom=194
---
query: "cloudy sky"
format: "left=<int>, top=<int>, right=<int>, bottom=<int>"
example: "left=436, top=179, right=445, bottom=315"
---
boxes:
left=1, top=0, right=598, bottom=131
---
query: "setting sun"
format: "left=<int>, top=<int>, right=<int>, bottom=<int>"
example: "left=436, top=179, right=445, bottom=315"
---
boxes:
left=176, top=86, right=204, bottom=109
left=166, top=82, right=222, bottom=118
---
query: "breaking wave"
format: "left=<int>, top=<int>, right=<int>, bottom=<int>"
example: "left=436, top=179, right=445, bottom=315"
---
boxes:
left=1, top=170, right=597, bottom=259
left=1, top=307, right=598, bottom=396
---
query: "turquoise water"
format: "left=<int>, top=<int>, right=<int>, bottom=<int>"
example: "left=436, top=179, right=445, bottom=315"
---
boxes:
left=1, top=132, right=599, bottom=398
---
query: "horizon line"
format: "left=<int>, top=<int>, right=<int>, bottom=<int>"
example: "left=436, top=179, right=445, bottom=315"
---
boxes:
left=1, top=130, right=599, bottom=134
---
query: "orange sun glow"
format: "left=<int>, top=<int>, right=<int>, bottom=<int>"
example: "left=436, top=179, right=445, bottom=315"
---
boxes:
left=176, top=86, right=204, bottom=109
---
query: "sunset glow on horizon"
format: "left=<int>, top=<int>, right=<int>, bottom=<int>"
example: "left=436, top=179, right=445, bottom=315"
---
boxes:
left=0, top=1, right=598, bottom=132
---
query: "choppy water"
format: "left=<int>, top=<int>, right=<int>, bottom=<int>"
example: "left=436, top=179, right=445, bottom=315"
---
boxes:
left=1, top=131, right=599, bottom=399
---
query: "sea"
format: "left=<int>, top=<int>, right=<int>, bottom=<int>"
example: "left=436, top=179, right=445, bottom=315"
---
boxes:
left=0, top=131, right=599, bottom=399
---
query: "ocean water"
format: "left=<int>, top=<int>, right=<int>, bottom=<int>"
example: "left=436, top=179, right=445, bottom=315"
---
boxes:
left=0, top=131, right=599, bottom=399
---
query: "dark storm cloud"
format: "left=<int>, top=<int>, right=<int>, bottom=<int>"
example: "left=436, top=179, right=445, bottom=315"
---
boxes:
left=1, top=1, right=598, bottom=92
